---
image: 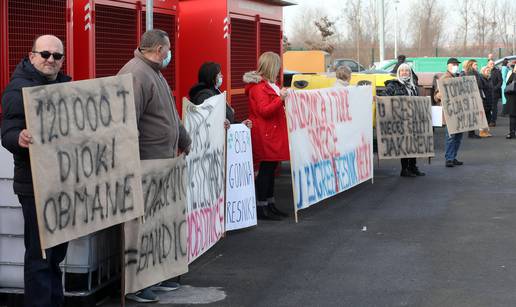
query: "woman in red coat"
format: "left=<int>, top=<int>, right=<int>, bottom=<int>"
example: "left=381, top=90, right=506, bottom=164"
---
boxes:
left=244, top=51, right=289, bottom=220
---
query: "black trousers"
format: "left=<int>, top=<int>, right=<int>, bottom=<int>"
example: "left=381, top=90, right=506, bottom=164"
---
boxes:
left=400, top=158, right=417, bottom=170
left=18, top=195, right=68, bottom=307
left=510, top=115, right=516, bottom=133
left=255, top=161, right=279, bottom=203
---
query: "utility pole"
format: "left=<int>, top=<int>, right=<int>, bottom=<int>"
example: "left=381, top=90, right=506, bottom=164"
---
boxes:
left=146, top=0, right=153, bottom=31
left=394, top=0, right=399, bottom=58
left=378, top=0, right=385, bottom=61
left=513, top=24, right=516, bottom=55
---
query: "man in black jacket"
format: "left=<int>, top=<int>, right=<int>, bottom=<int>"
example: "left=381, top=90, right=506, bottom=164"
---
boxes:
left=488, top=60, right=503, bottom=126
left=1, top=35, right=70, bottom=307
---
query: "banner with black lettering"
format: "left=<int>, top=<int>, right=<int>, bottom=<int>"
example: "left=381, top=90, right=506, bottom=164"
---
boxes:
left=225, top=124, right=256, bottom=231
left=182, top=93, right=226, bottom=263
left=437, top=76, right=488, bottom=134
left=124, top=156, right=188, bottom=294
left=285, top=86, right=374, bottom=211
left=375, top=96, right=434, bottom=159
left=22, top=75, right=144, bottom=249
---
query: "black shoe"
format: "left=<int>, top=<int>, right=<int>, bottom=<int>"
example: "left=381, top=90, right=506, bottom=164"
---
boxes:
left=400, top=169, right=417, bottom=177
left=506, top=133, right=515, bottom=139
left=445, top=160, right=454, bottom=167
left=410, top=168, right=426, bottom=176
left=452, top=159, right=463, bottom=166
left=468, top=133, right=481, bottom=139
left=268, top=203, right=289, bottom=217
left=257, top=206, right=283, bottom=221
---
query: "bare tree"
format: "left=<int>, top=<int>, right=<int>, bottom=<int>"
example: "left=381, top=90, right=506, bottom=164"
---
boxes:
left=407, top=0, right=444, bottom=56
left=456, top=0, right=472, bottom=54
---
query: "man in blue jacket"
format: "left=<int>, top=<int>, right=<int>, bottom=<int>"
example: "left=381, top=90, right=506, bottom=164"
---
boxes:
left=1, top=35, right=70, bottom=307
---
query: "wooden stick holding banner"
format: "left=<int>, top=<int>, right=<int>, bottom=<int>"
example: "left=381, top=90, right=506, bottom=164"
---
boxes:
left=22, top=74, right=144, bottom=250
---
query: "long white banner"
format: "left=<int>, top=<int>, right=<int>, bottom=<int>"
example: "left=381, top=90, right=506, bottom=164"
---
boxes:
left=285, top=86, right=374, bottom=211
left=182, top=93, right=226, bottom=263
left=225, top=124, right=257, bottom=231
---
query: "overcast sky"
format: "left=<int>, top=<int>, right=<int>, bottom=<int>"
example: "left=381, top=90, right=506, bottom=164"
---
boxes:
left=283, top=0, right=516, bottom=46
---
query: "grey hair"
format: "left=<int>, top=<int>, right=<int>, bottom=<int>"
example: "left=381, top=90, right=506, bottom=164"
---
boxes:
left=336, top=65, right=352, bottom=82
left=140, top=29, right=169, bottom=52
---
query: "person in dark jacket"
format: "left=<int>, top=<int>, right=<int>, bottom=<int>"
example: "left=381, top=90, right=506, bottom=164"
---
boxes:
left=383, top=63, right=426, bottom=177
left=479, top=66, right=493, bottom=137
left=390, top=54, right=419, bottom=86
left=488, top=60, right=503, bottom=126
left=505, top=65, right=516, bottom=139
left=1, top=35, right=70, bottom=307
left=188, top=62, right=251, bottom=129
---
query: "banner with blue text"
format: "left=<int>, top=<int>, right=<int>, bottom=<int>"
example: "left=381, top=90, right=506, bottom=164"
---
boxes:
left=285, top=86, right=374, bottom=211
left=225, top=124, right=257, bottom=231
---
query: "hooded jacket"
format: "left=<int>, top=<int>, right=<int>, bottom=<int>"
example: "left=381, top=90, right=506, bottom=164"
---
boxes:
left=118, top=49, right=191, bottom=160
left=188, top=83, right=235, bottom=123
left=1, top=58, right=71, bottom=195
left=243, top=71, right=289, bottom=163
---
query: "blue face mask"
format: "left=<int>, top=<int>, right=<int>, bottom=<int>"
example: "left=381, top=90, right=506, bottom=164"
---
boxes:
left=161, top=50, right=172, bottom=68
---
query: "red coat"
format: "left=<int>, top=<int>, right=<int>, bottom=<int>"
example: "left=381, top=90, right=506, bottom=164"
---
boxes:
left=244, top=74, right=290, bottom=163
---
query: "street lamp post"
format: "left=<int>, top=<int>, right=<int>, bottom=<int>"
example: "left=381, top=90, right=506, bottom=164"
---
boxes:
left=378, top=0, right=385, bottom=61
left=394, top=0, right=399, bottom=58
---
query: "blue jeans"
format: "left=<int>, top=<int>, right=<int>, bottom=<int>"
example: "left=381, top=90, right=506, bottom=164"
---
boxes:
left=445, top=129, right=463, bottom=161
left=18, top=195, right=68, bottom=307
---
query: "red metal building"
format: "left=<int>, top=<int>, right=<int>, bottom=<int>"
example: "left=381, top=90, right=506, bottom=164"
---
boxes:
left=0, top=0, right=180, bottom=117
left=178, top=0, right=293, bottom=121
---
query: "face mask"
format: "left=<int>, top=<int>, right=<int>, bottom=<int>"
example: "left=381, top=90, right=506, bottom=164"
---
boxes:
left=451, top=66, right=459, bottom=74
left=161, top=50, right=172, bottom=68
left=216, top=75, right=223, bottom=88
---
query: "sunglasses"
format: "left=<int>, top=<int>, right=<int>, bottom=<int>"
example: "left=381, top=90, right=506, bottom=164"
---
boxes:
left=32, top=50, right=64, bottom=60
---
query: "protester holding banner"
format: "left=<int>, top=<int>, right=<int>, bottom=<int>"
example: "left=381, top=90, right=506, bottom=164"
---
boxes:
left=244, top=51, right=289, bottom=220
left=1, top=35, right=70, bottom=307
left=188, top=62, right=252, bottom=128
left=118, top=29, right=191, bottom=303
left=434, top=58, right=465, bottom=168
left=461, top=60, right=485, bottom=139
left=505, top=65, right=516, bottom=139
left=382, top=63, right=426, bottom=177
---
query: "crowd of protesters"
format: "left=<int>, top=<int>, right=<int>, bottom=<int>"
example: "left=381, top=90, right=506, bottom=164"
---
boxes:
left=2, top=26, right=516, bottom=306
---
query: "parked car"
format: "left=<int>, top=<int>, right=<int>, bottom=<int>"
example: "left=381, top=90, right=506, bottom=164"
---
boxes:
left=379, top=57, right=488, bottom=73
left=333, top=58, right=366, bottom=72
left=494, top=55, right=516, bottom=67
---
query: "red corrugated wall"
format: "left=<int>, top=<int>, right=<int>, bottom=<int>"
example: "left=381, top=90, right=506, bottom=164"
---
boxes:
left=95, top=4, right=137, bottom=78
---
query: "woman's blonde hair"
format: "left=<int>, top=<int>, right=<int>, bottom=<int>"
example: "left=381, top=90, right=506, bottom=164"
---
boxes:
left=463, top=59, right=477, bottom=73
left=257, top=52, right=281, bottom=82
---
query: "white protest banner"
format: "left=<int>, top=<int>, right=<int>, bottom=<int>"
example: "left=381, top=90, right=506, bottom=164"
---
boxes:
left=437, top=75, right=488, bottom=134
left=375, top=96, right=434, bottom=159
left=225, top=124, right=256, bottom=231
left=285, top=86, right=374, bottom=211
left=23, top=75, right=144, bottom=249
left=124, top=156, right=188, bottom=294
left=432, top=106, right=443, bottom=127
left=182, top=93, right=226, bottom=263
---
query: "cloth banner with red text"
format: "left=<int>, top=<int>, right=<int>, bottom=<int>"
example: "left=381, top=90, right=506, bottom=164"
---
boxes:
left=285, top=86, right=374, bottom=211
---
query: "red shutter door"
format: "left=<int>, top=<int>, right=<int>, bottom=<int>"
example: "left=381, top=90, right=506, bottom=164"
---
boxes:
left=142, top=12, right=176, bottom=92
left=259, top=23, right=281, bottom=56
left=95, top=4, right=137, bottom=78
left=230, top=17, right=256, bottom=122
left=7, top=0, right=68, bottom=76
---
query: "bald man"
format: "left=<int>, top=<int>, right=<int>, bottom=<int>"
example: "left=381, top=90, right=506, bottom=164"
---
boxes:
left=1, top=35, right=71, bottom=307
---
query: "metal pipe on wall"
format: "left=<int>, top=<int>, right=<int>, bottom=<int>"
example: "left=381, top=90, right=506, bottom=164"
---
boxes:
left=146, top=0, right=153, bottom=31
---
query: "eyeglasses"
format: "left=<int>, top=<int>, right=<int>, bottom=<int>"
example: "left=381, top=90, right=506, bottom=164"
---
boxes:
left=32, top=50, right=64, bottom=60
